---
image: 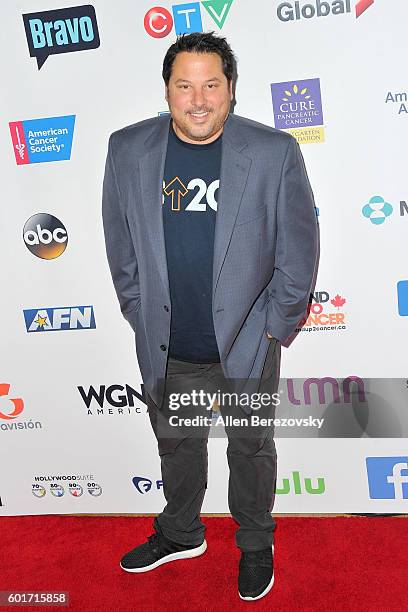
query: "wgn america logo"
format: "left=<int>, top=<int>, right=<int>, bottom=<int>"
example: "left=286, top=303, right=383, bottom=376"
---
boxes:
left=276, top=0, right=375, bottom=22
left=132, top=476, right=163, bottom=494
left=362, top=196, right=408, bottom=226
left=296, top=290, right=347, bottom=333
left=23, top=5, right=100, bottom=70
left=271, top=78, right=325, bottom=144
left=23, top=213, right=68, bottom=260
left=9, top=115, right=75, bottom=165
left=144, top=0, right=234, bottom=37
left=78, top=384, right=147, bottom=415
left=276, top=470, right=325, bottom=495
left=24, top=306, right=96, bottom=333
left=366, top=457, right=408, bottom=500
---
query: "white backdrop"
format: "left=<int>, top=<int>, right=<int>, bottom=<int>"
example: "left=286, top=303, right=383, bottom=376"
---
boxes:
left=1, top=0, right=407, bottom=515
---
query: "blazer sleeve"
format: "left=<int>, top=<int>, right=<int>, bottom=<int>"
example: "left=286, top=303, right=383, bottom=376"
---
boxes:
left=102, top=134, right=141, bottom=330
left=266, top=136, right=319, bottom=343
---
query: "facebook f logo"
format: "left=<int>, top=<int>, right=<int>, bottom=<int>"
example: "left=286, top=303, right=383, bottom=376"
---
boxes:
left=172, top=3, right=203, bottom=35
left=366, top=457, right=408, bottom=500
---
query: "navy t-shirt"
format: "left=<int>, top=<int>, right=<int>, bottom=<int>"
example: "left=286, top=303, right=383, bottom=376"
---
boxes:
left=162, top=121, right=222, bottom=363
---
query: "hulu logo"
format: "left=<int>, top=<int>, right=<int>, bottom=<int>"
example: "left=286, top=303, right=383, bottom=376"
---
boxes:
left=276, top=471, right=325, bottom=495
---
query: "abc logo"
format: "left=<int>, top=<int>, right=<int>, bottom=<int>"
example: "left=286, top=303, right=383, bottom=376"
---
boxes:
left=23, top=213, right=68, bottom=259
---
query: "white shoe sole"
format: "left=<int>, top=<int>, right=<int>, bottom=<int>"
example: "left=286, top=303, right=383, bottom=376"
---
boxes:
left=120, top=539, right=207, bottom=573
left=238, top=544, right=275, bottom=601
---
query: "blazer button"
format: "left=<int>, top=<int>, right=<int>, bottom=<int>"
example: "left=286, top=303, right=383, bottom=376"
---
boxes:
left=160, top=344, right=167, bottom=351
left=163, top=305, right=169, bottom=312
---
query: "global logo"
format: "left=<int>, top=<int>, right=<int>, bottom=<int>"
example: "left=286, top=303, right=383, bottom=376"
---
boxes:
left=0, top=384, right=24, bottom=420
left=23, top=213, right=68, bottom=259
left=132, top=476, right=163, bottom=494
left=276, top=0, right=374, bottom=22
left=144, top=1, right=234, bottom=38
left=362, top=196, right=393, bottom=225
left=24, top=306, right=96, bottom=332
left=271, top=78, right=324, bottom=144
left=23, top=5, right=100, bottom=69
left=9, top=115, right=75, bottom=165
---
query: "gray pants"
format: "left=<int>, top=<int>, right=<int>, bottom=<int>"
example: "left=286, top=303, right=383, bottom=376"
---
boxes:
left=146, top=338, right=281, bottom=552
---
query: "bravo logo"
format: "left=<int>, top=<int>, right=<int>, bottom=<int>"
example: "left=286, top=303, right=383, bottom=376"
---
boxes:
left=277, top=0, right=375, bottom=21
left=23, top=5, right=100, bottom=69
left=23, top=306, right=96, bottom=332
left=296, top=290, right=347, bottom=333
left=144, top=1, right=234, bottom=38
left=9, top=115, right=75, bottom=165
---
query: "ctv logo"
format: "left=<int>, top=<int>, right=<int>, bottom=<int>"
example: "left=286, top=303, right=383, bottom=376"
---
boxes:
left=366, top=457, right=408, bottom=500
left=23, top=5, right=100, bottom=69
left=23, top=306, right=96, bottom=332
left=9, top=115, right=75, bottom=165
left=144, top=1, right=234, bottom=38
left=277, top=0, right=375, bottom=22
left=132, top=476, right=163, bottom=494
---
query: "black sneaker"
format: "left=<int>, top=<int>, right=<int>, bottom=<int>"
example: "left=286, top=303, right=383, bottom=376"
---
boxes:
left=238, top=544, right=274, bottom=601
left=120, top=533, right=207, bottom=573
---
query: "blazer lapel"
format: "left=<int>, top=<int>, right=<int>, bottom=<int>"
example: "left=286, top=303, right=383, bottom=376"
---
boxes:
left=212, top=114, right=252, bottom=300
left=138, top=115, right=172, bottom=296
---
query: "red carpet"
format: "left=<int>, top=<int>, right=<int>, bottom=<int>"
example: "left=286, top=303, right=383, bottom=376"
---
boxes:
left=0, top=516, right=407, bottom=611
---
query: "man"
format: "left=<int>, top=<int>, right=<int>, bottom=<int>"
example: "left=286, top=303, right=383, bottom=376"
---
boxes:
left=102, top=32, right=318, bottom=601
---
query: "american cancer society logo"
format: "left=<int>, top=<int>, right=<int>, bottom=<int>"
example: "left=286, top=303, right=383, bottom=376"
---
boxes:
left=9, top=115, right=75, bottom=165
left=271, top=78, right=324, bottom=144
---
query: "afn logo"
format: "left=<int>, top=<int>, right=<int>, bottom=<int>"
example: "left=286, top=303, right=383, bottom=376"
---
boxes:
left=23, top=306, right=96, bottom=332
left=366, top=457, right=408, bottom=500
left=132, top=476, right=163, bottom=494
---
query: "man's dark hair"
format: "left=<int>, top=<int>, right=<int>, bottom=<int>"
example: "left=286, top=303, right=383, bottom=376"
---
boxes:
left=162, top=32, right=236, bottom=86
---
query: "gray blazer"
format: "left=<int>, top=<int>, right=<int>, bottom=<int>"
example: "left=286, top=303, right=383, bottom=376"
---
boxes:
left=102, top=112, right=318, bottom=408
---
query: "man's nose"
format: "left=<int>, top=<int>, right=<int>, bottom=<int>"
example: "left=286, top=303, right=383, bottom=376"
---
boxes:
left=191, top=88, right=205, bottom=108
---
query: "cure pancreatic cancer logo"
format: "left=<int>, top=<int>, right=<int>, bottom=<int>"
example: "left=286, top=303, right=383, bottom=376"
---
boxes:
left=271, top=78, right=324, bottom=144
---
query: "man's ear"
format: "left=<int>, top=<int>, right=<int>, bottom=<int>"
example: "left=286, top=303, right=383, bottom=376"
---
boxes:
left=165, top=86, right=169, bottom=102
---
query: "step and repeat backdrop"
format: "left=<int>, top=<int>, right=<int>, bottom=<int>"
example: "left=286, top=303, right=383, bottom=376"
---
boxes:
left=1, top=0, right=407, bottom=515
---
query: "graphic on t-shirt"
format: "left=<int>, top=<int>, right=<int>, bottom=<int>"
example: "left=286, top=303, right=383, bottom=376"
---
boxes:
left=163, top=177, right=219, bottom=212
